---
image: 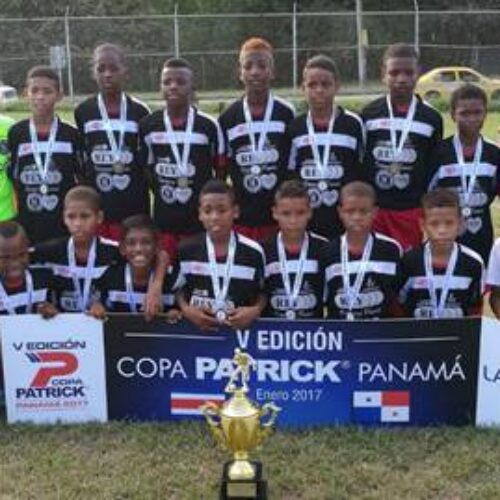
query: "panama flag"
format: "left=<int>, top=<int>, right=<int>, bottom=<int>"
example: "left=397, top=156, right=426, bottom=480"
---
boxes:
left=352, top=390, right=410, bottom=424
left=170, top=392, right=225, bottom=416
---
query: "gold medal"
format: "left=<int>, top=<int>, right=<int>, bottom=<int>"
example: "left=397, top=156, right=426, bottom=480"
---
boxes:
left=178, top=177, right=189, bottom=188
left=388, top=163, right=401, bottom=175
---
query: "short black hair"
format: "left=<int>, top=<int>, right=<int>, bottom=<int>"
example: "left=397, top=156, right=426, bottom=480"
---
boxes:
left=303, top=54, right=339, bottom=80
left=199, top=179, right=235, bottom=204
left=339, top=181, right=377, bottom=205
left=64, top=186, right=101, bottom=212
left=422, top=188, right=460, bottom=215
left=275, top=180, right=310, bottom=204
left=0, top=220, right=27, bottom=241
left=92, top=43, right=126, bottom=66
left=383, top=43, right=419, bottom=67
left=121, top=214, right=160, bottom=242
left=26, top=66, right=60, bottom=91
left=163, top=57, right=193, bottom=72
left=450, top=83, right=488, bottom=112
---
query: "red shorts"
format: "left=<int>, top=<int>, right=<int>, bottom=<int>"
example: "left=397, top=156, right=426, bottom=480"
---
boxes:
left=233, top=223, right=277, bottom=243
left=160, top=231, right=199, bottom=260
left=97, top=221, right=122, bottom=242
left=373, top=207, right=423, bottom=252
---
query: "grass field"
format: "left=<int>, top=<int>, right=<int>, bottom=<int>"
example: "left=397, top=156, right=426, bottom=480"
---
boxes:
left=1, top=98, right=500, bottom=500
left=2, top=422, right=500, bottom=499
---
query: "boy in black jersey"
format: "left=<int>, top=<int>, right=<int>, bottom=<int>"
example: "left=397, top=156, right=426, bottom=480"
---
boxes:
left=398, top=189, right=484, bottom=318
left=0, top=221, right=56, bottom=317
left=74, top=43, right=150, bottom=241
left=139, top=57, right=223, bottom=259
left=429, top=84, right=500, bottom=264
left=8, top=66, right=83, bottom=244
left=90, top=215, right=180, bottom=320
left=362, top=43, right=443, bottom=251
left=219, top=37, right=295, bottom=243
left=263, top=180, right=329, bottom=319
left=285, top=55, right=365, bottom=239
left=177, top=180, right=265, bottom=331
left=325, top=182, right=402, bottom=320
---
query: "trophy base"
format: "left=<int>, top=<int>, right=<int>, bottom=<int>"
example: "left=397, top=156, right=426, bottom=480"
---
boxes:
left=220, top=461, right=267, bottom=499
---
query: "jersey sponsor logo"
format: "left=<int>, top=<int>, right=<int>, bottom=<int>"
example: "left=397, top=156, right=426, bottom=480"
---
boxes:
left=270, top=292, right=318, bottom=311
left=307, top=187, right=338, bottom=208
left=96, top=173, right=131, bottom=192
left=91, top=149, right=133, bottom=166
left=300, top=162, right=344, bottom=181
left=155, top=160, right=195, bottom=178
left=20, top=168, right=62, bottom=186
left=242, top=172, right=277, bottom=193
left=334, top=289, right=385, bottom=309
left=373, top=143, right=417, bottom=164
left=235, top=147, right=279, bottom=167
left=26, top=193, right=59, bottom=212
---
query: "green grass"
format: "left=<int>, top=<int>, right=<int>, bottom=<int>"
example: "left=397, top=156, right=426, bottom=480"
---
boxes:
left=1, top=422, right=500, bottom=499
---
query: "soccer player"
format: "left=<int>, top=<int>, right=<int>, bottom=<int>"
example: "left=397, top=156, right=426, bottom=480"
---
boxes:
left=0, top=114, right=17, bottom=221
left=398, top=189, right=484, bottom=318
left=428, top=84, right=500, bottom=264
left=139, top=57, right=223, bottom=259
left=8, top=66, right=83, bottom=244
left=31, top=186, right=120, bottom=312
left=325, top=181, right=402, bottom=320
left=177, top=180, right=265, bottom=331
left=0, top=221, right=56, bottom=317
left=487, top=238, right=500, bottom=319
left=89, top=214, right=180, bottom=320
left=285, top=54, right=365, bottom=239
left=219, top=37, right=295, bottom=242
left=263, top=180, right=329, bottom=319
left=362, top=43, right=443, bottom=251
left=74, top=43, right=150, bottom=241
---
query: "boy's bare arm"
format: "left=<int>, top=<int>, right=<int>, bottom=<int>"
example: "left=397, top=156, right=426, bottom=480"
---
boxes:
left=490, top=287, right=500, bottom=320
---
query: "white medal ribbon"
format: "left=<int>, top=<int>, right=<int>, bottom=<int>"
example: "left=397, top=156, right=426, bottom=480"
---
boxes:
left=341, top=234, right=374, bottom=314
left=0, top=270, right=34, bottom=314
left=97, top=92, right=127, bottom=164
left=125, top=264, right=154, bottom=313
left=163, top=105, right=195, bottom=178
left=68, top=237, right=97, bottom=312
left=453, top=134, right=482, bottom=212
left=306, top=109, right=336, bottom=179
left=29, top=117, right=58, bottom=187
left=242, top=94, right=274, bottom=157
left=206, top=231, right=236, bottom=310
left=424, top=242, right=458, bottom=318
left=277, top=232, right=309, bottom=310
left=386, top=95, right=417, bottom=163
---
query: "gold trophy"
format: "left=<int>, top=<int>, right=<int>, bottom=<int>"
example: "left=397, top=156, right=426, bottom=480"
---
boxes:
left=201, top=349, right=280, bottom=499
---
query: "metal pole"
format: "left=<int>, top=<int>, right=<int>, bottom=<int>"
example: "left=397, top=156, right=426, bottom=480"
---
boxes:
left=174, top=4, right=180, bottom=57
left=64, top=7, right=74, bottom=102
left=356, top=0, right=366, bottom=87
left=413, top=0, right=420, bottom=55
left=292, top=2, right=298, bottom=91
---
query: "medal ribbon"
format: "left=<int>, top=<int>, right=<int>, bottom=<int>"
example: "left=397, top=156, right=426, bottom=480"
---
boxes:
left=453, top=134, right=482, bottom=213
left=386, top=95, right=417, bottom=163
left=424, top=242, right=458, bottom=318
left=163, top=106, right=195, bottom=178
left=97, top=92, right=127, bottom=164
left=206, top=231, right=236, bottom=309
left=0, top=270, right=34, bottom=314
left=242, top=94, right=274, bottom=156
left=29, top=117, right=58, bottom=188
left=125, top=264, right=153, bottom=313
left=277, top=232, right=309, bottom=310
left=68, top=237, right=97, bottom=312
left=340, top=234, right=373, bottom=314
left=306, top=109, right=336, bottom=179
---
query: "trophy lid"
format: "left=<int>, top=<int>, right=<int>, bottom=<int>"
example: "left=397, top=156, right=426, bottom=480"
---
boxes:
left=221, top=391, right=259, bottom=419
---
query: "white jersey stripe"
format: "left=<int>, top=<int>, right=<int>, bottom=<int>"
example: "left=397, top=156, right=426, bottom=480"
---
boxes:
left=180, top=261, right=257, bottom=280
left=365, top=117, right=434, bottom=137
left=292, top=132, right=358, bottom=151
left=326, top=260, right=397, bottom=281
left=145, top=131, right=209, bottom=146
left=227, top=121, right=285, bottom=142
left=18, top=141, right=73, bottom=157
left=84, top=119, right=138, bottom=134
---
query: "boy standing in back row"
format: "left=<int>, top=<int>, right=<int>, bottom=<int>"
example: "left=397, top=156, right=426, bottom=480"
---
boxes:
left=219, top=37, right=295, bottom=242
left=362, top=43, right=443, bottom=250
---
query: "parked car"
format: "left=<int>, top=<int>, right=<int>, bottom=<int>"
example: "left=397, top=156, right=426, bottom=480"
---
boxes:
left=0, top=85, right=18, bottom=106
left=416, top=66, right=500, bottom=102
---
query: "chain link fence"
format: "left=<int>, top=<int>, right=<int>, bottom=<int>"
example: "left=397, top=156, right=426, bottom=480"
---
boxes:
left=1, top=8, right=500, bottom=97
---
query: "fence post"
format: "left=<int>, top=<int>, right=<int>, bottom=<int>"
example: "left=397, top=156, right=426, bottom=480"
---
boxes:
left=64, top=7, right=74, bottom=102
left=174, top=3, right=180, bottom=57
left=355, top=0, right=366, bottom=88
left=292, top=2, right=298, bottom=91
left=414, top=0, right=420, bottom=55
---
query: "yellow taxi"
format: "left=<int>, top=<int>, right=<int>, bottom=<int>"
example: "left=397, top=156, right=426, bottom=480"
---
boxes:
left=416, top=66, right=500, bottom=102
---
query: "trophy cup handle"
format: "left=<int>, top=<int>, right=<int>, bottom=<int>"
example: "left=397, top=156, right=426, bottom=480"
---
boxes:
left=260, top=402, right=281, bottom=427
left=200, top=401, right=222, bottom=427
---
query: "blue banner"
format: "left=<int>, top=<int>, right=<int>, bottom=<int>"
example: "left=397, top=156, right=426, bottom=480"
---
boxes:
left=104, top=316, right=480, bottom=427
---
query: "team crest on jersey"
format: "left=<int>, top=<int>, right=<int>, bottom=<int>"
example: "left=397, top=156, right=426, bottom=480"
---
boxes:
left=27, top=193, right=59, bottom=212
